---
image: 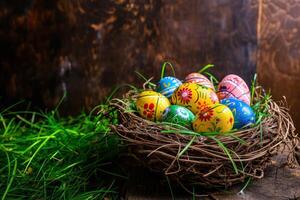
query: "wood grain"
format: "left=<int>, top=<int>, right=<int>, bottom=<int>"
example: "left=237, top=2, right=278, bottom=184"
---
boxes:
left=257, top=0, right=300, bottom=131
left=0, top=0, right=257, bottom=114
left=125, top=154, right=300, bottom=200
left=0, top=1, right=300, bottom=199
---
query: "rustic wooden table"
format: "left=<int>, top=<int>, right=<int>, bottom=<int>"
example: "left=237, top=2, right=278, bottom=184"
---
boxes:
left=124, top=153, right=300, bottom=200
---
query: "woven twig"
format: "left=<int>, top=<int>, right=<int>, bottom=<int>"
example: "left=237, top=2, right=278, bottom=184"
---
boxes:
left=110, top=87, right=299, bottom=188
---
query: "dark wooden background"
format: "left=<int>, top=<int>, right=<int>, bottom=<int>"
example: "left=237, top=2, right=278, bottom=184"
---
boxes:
left=0, top=0, right=299, bottom=126
left=257, top=0, right=300, bottom=132
left=1, top=0, right=300, bottom=199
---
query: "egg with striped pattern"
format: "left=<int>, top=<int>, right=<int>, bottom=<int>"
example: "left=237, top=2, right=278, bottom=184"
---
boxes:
left=185, top=73, right=215, bottom=90
left=217, top=74, right=250, bottom=105
left=157, top=76, right=182, bottom=98
left=220, top=98, right=256, bottom=129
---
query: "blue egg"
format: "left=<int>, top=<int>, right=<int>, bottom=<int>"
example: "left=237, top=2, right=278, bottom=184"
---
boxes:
left=157, top=76, right=182, bottom=98
left=220, top=98, right=256, bottom=129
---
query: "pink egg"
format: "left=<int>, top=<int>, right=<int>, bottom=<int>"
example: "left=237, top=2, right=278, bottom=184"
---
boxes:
left=217, top=74, right=250, bottom=105
left=185, top=73, right=215, bottom=90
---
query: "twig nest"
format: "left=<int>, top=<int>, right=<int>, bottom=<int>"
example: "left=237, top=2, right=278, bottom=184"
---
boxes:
left=110, top=86, right=299, bottom=188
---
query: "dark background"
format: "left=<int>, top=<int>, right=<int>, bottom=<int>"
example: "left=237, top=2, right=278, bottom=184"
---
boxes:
left=0, top=0, right=299, bottom=130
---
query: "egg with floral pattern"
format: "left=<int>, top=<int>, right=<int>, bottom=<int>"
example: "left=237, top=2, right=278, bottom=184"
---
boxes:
left=192, top=104, right=234, bottom=133
left=217, top=74, right=250, bottom=105
left=136, top=90, right=171, bottom=121
left=185, top=73, right=215, bottom=90
left=171, top=83, right=219, bottom=113
left=220, top=98, right=256, bottom=129
left=162, top=105, right=195, bottom=128
left=157, top=76, right=182, bottom=98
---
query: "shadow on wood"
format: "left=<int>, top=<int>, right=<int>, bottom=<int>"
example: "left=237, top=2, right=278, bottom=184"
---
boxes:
left=124, top=153, right=300, bottom=200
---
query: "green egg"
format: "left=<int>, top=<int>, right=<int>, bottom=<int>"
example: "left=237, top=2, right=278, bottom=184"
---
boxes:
left=162, top=105, right=195, bottom=128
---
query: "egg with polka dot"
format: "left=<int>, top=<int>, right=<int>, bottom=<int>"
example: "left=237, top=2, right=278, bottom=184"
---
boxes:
left=220, top=98, right=256, bottom=129
left=157, top=76, right=182, bottom=98
left=162, top=105, right=195, bottom=128
left=136, top=90, right=171, bottom=121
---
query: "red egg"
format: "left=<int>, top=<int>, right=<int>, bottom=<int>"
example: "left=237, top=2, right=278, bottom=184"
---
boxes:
left=185, top=73, right=215, bottom=90
left=217, top=74, right=250, bottom=105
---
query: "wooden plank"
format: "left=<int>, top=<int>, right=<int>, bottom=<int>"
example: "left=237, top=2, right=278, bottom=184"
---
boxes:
left=125, top=154, right=300, bottom=200
left=257, top=0, right=300, bottom=130
left=0, top=0, right=257, bottom=114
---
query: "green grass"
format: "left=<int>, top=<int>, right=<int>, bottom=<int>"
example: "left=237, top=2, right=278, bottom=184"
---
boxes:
left=0, top=104, right=124, bottom=200
left=208, top=136, right=239, bottom=174
left=160, top=61, right=176, bottom=79
left=0, top=67, right=272, bottom=199
left=198, top=64, right=214, bottom=74
left=178, top=135, right=196, bottom=158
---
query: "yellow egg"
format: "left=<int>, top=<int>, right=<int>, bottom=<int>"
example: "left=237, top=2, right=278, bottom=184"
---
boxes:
left=171, top=83, right=219, bottom=113
left=136, top=90, right=171, bottom=121
left=192, top=104, right=234, bottom=133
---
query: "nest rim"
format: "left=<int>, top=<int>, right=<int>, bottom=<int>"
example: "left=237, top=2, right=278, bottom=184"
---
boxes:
left=110, top=87, right=299, bottom=188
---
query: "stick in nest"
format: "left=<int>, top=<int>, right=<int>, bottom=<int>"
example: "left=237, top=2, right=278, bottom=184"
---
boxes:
left=110, top=87, right=299, bottom=188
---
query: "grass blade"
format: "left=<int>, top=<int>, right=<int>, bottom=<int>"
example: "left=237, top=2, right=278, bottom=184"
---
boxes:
left=178, top=136, right=196, bottom=158
left=250, top=73, right=257, bottom=105
left=23, top=129, right=62, bottom=172
left=135, top=71, right=156, bottom=88
left=198, top=64, right=214, bottom=74
left=209, top=136, right=238, bottom=174
left=2, top=158, right=17, bottom=200
left=238, top=177, right=252, bottom=195
left=160, top=61, right=175, bottom=79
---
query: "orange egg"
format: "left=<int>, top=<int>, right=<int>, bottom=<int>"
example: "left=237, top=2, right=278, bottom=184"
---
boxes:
left=193, top=104, right=234, bottom=133
left=171, top=83, right=218, bottom=113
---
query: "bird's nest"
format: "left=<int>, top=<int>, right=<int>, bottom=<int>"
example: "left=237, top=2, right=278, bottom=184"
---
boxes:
left=110, top=87, right=299, bottom=188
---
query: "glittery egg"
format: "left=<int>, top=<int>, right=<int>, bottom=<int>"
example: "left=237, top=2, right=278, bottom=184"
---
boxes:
left=217, top=74, right=250, bottom=105
left=192, top=104, right=234, bottom=133
left=184, top=73, right=215, bottom=90
left=171, top=83, right=219, bottom=113
left=157, top=76, right=182, bottom=98
left=136, top=91, right=170, bottom=121
left=162, top=105, right=195, bottom=127
left=220, top=98, right=256, bottom=129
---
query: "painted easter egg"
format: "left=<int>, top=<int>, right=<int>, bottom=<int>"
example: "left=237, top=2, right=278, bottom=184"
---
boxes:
left=220, top=98, right=256, bottom=129
left=171, top=83, right=219, bottom=114
left=185, top=73, right=215, bottom=90
left=157, top=76, right=182, bottom=98
left=192, top=104, right=234, bottom=133
left=136, top=91, right=171, bottom=121
left=162, top=105, right=195, bottom=127
left=217, top=74, right=250, bottom=105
